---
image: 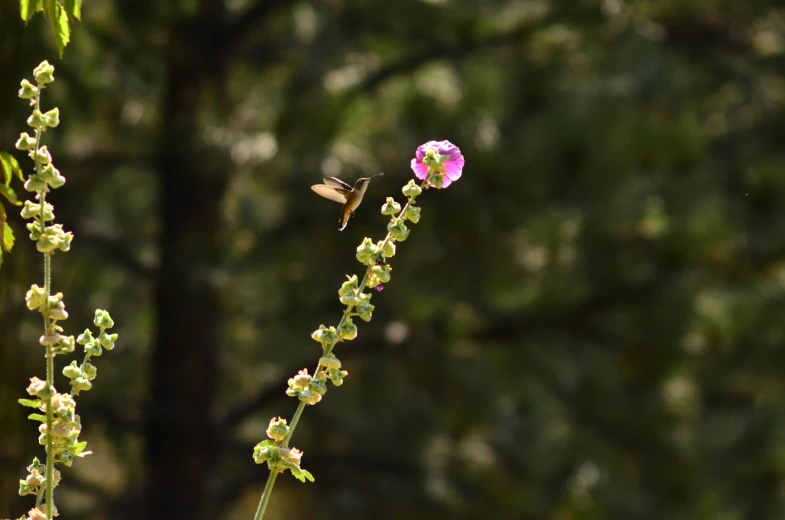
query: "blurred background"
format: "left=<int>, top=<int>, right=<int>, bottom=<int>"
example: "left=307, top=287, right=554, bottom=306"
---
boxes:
left=3, top=0, right=785, bottom=518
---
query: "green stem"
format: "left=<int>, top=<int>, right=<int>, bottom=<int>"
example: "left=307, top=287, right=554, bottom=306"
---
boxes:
left=32, top=87, right=55, bottom=520
left=254, top=179, right=428, bottom=520
left=253, top=470, right=279, bottom=520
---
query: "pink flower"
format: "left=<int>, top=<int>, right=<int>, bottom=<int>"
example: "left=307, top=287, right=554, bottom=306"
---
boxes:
left=410, top=140, right=464, bottom=188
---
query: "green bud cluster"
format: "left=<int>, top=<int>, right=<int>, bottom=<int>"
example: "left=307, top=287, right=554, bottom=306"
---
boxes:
left=257, top=175, right=428, bottom=493
left=16, top=62, right=119, bottom=517
left=20, top=386, right=91, bottom=469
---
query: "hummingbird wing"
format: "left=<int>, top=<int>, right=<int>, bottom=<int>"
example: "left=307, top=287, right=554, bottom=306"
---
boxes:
left=311, top=184, right=351, bottom=204
left=323, top=177, right=353, bottom=190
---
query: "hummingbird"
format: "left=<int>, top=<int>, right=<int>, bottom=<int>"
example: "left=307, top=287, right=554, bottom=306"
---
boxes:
left=311, top=173, right=384, bottom=231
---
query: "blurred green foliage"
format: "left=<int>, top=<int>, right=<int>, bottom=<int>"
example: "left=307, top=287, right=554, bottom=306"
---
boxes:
left=3, top=0, right=785, bottom=519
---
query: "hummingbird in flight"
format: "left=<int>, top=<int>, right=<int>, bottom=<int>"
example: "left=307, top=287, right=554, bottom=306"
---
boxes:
left=311, top=172, right=384, bottom=231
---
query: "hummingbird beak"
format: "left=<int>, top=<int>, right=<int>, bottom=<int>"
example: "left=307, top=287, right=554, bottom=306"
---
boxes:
left=371, top=172, right=384, bottom=179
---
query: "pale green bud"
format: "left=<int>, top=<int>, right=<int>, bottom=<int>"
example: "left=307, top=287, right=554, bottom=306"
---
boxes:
left=25, top=284, right=47, bottom=311
left=337, top=316, right=358, bottom=341
left=356, top=237, right=379, bottom=266
left=381, top=197, right=401, bottom=216
left=371, top=264, right=392, bottom=283
left=34, top=145, right=51, bottom=165
left=356, top=292, right=374, bottom=322
left=402, top=179, right=422, bottom=197
left=27, top=110, right=48, bottom=131
left=319, top=355, right=342, bottom=370
left=266, top=417, right=289, bottom=442
left=377, top=240, right=395, bottom=258
left=76, top=329, right=95, bottom=346
left=15, top=132, right=36, bottom=151
left=328, top=368, right=349, bottom=386
left=338, top=275, right=359, bottom=296
left=387, top=218, right=410, bottom=242
left=18, top=79, right=38, bottom=99
left=43, top=108, right=60, bottom=128
left=26, top=377, right=54, bottom=399
left=33, top=61, right=55, bottom=85
left=81, top=362, right=97, bottom=380
left=311, top=325, right=339, bottom=349
left=24, top=174, right=47, bottom=193
left=63, top=361, right=82, bottom=379
left=94, top=309, right=115, bottom=329
left=402, top=205, right=421, bottom=224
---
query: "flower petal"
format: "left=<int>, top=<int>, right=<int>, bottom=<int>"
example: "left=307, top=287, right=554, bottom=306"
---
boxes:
left=410, top=158, right=429, bottom=180
left=416, top=140, right=438, bottom=162
left=443, top=154, right=464, bottom=181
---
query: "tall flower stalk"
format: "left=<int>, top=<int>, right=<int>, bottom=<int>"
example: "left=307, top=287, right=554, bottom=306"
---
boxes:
left=14, top=61, right=118, bottom=520
left=251, top=140, right=465, bottom=519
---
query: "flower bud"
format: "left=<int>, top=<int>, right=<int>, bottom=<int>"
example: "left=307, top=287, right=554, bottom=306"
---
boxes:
left=356, top=292, right=375, bottom=322
left=34, top=145, right=51, bottom=165
left=24, top=175, right=47, bottom=193
left=319, top=355, right=342, bottom=370
left=15, top=132, right=36, bottom=151
left=49, top=172, right=66, bottom=189
left=337, top=316, right=358, bottom=341
left=27, top=110, right=48, bottom=131
left=40, top=163, right=59, bottom=182
left=377, top=240, right=395, bottom=258
left=26, top=377, right=54, bottom=399
left=18, top=79, right=38, bottom=100
left=76, top=329, right=94, bottom=346
left=296, top=369, right=313, bottom=389
left=339, top=292, right=360, bottom=306
left=25, top=285, right=47, bottom=311
left=73, top=376, right=92, bottom=392
left=266, top=417, right=289, bottom=442
left=33, top=61, right=55, bottom=85
left=356, top=237, right=379, bottom=266
left=40, top=332, right=63, bottom=346
left=279, top=447, right=303, bottom=465
left=58, top=231, right=73, bottom=252
left=426, top=172, right=445, bottom=189
left=328, top=368, right=349, bottom=386
left=309, top=376, right=328, bottom=396
left=94, top=309, right=115, bottom=329
left=27, top=507, right=47, bottom=520
left=63, top=361, right=82, bottom=379
left=402, top=179, right=422, bottom=198
left=387, top=218, right=410, bottom=242
left=381, top=197, right=401, bottom=216
left=371, top=264, right=392, bottom=284
left=43, top=108, right=60, bottom=128
left=56, top=335, right=75, bottom=354
left=338, top=275, right=359, bottom=296
left=99, top=331, right=118, bottom=350
left=402, top=204, right=421, bottom=224
left=311, top=324, right=339, bottom=349
left=82, top=362, right=97, bottom=380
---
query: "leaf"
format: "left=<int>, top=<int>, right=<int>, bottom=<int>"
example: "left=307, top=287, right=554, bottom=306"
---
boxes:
left=2, top=223, right=14, bottom=254
left=43, top=0, right=55, bottom=18
left=19, top=0, right=43, bottom=22
left=27, top=413, right=47, bottom=422
left=0, top=185, right=20, bottom=206
left=290, top=468, right=306, bottom=483
left=18, top=398, right=42, bottom=408
left=70, top=441, right=88, bottom=455
left=65, top=0, right=81, bottom=20
left=300, top=469, right=315, bottom=482
left=51, top=3, right=70, bottom=58
left=0, top=151, right=24, bottom=184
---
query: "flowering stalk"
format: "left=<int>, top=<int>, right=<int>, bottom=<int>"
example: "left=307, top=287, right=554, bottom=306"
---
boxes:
left=251, top=141, right=464, bottom=519
left=14, top=61, right=118, bottom=520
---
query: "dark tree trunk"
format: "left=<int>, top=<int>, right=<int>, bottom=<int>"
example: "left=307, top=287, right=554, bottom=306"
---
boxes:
left=144, top=4, right=229, bottom=518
